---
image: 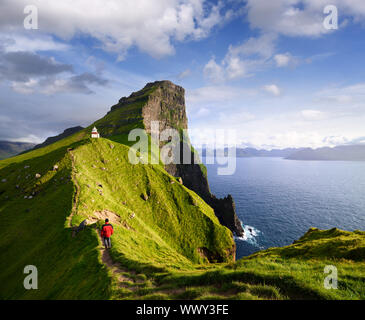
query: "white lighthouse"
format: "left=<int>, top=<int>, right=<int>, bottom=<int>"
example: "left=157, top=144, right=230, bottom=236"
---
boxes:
left=91, top=127, right=100, bottom=138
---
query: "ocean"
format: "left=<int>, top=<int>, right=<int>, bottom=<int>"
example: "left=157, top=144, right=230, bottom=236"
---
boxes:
left=203, top=157, right=365, bottom=259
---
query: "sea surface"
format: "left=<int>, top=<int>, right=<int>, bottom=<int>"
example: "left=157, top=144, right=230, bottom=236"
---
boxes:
left=203, top=157, right=365, bottom=259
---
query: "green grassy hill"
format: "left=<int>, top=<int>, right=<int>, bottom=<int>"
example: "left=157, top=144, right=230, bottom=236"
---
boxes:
left=0, top=129, right=235, bottom=299
left=0, top=82, right=364, bottom=300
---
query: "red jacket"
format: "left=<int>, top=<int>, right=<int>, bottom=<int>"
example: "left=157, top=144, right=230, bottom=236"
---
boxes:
left=101, top=223, right=114, bottom=238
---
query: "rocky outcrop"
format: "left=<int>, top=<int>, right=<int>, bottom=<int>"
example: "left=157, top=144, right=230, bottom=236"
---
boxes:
left=138, top=81, right=244, bottom=237
left=197, top=247, right=224, bottom=263
left=142, top=81, right=187, bottom=133
left=209, top=195, right=243, bottom=237
left=103, top=80, right=244, bottom=237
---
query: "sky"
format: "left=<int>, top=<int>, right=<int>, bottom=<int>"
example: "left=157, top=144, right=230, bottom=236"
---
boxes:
left=0, top=0, right=365, bottom=149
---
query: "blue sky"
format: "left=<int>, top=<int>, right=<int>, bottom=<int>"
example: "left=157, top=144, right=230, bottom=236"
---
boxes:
left=0, top=0, right=365, bottom=149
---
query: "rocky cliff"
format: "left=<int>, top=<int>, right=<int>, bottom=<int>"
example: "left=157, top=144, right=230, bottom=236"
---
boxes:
left=110, top=80, right=244, bottom=237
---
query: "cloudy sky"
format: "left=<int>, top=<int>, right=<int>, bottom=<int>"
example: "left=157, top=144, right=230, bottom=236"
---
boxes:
left=0, top=0, right=365, bottom=149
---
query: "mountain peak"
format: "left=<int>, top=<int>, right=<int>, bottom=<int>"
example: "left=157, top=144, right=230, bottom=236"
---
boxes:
left=93, top=81, right=244, bottom=237
left=98, top=80, right=187, bottom=137
left=144, top=79, right=180, bottom=89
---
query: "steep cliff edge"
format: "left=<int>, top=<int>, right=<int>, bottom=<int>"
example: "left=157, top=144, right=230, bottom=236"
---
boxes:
left=108, top=80, right=244, bottom=237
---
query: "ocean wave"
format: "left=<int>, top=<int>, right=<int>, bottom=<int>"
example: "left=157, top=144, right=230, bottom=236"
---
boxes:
left=235, top=224, right=262, bottom=248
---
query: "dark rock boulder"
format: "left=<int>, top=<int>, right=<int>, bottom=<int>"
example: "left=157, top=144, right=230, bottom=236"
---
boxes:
left=209, top=195, right=244, bottom=237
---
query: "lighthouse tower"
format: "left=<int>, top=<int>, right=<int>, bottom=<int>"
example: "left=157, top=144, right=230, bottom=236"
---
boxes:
left=91, top=127, right=100, bottom=138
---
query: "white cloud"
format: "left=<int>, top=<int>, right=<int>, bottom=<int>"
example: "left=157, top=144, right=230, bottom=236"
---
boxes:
left=203, top=0, right=365, bottom=83
left=255, top=132, right=338, bottom=149
left=177, top=69, right=191, bottom=80
left=245, top=0, right=326, bottom=37
left=186, top=85, right=257, bottom=106
left=1, top=34, right=69, bottom=53
left=315, top=83, right=365, bottom=108
left=224, top=56, right=248, bottom=80
left=194, top=107, right=210, bottom=118
left=223, top=33, right=277, bottom=79
left=204, top=34, right=277, bottom=82
left=340, top=83, right=365, bottom=95
left=300, top=109, right=327, bottom=121
left=235, top=129, right=362, bottom=150
left=219, top=111, right=255, bottom=124
left=0, top=0, right=227, bottom=59
left=11, top=78, right=39, bottom=94
left=264, top=84, right=281, bottom=96
left=226, top=33, right=277, bottom=60
left=274, top=53, right=291, bottom=67
left=274, top=52, right=299, bottom=68
left=203, top=58, right=225, bottom=83
left=10, top=134, right=43, bottom=144
left=188, top=80, right=365, bottom=150
left=322, top=135, right=350, bottom=146
left=245, top=0, right=365, bottom=38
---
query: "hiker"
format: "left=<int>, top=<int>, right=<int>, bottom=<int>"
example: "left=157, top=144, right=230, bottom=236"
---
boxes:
left=101, top=218, right=114, bottom=249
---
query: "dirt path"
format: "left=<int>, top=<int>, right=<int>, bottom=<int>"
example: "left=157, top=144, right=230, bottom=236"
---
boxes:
left=66, top=149, right=173, bottom=295
left=68, top=149, right=80, bottom=229
left=99, top=239, right=141, bottom=289
left=67, top=148, right=143, bottom=292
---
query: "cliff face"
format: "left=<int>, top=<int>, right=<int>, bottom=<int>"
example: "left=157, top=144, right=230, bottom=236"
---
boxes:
left=142, top=81, right=188, bottom=133
left=114, top=80, right=244, bottom=237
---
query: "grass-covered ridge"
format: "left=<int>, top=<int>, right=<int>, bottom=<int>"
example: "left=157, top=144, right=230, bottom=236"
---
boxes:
left=0, top=133, right=235, bottom=299
left=1, top=131, right=364, bottom=300
left=0, top=139, right=112, bottom=299
left=72, top=138, right=234, bottom=268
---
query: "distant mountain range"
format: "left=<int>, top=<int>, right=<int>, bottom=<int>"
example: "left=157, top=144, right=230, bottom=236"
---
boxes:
left=208, top=147, right=304, bottom=158
left=0, top=141, right=36, bottom=160
left=0, top=126, right=84, bottom=160
left=211, top=144, right=365, bottom=161
left=3, top=126, right=365, bottom=162
left=237, top=147, right=304, bottom=158
left=30, top=126, right=84, bottom=152
left=287, top=145, right=365, bottom=161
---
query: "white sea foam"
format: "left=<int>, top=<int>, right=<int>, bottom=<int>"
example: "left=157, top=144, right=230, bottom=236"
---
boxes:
left=234, top=223, right=261, bottom=248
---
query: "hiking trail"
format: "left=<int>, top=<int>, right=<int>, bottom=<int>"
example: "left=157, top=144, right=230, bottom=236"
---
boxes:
left=68, top=149, right=80, bottom=229
left=68, top=148, right=145, bottom=291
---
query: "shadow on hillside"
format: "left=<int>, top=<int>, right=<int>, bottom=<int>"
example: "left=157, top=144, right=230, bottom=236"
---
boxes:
left=157, top=269, right=325, bottom=300
left=0, top=140, right=115, bottom=299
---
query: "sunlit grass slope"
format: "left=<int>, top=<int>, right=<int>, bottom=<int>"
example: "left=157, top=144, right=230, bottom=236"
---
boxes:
left=0, top=133, right=234, bottom=299
left=72, top=138, right=234, bottom=269
left=154, top=228, right=365, bottom=300
left=0, top=139, right=111, bottom=299
left=0, top=131, right=364, bottom=300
